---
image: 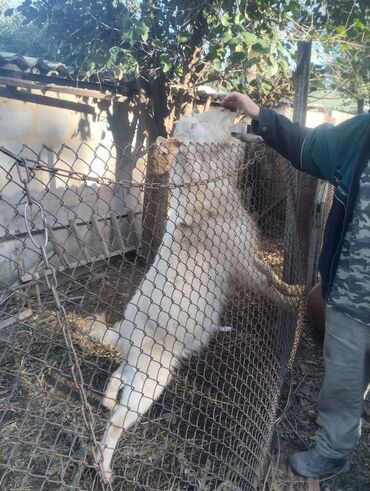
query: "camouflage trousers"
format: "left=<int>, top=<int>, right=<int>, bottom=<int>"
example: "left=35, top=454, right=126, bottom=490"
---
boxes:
left=316, top=307, right=370, bottom=459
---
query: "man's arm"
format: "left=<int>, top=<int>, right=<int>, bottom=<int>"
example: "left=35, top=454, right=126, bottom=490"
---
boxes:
left=221, top=92, right=370, bottom=184
left=254, top=107, right=309, bottom=172
left=221, top=92, right=325, bottom=179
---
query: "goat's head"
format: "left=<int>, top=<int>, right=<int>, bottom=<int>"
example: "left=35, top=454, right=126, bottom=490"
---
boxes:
left=155, top=108, right=236, bottom=182
left=155, top=108, right=235, bottom=154
left=174, top=108, right=235, bottom=145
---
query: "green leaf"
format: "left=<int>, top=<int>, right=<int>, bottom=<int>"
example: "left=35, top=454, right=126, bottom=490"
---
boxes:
left=252, top=41, right=269, bottom=53
left=162, top=62, right=172, bottom=73
left=336, top=25, right=346, bottom=35
left=136, top=20, right=149, bottom=42
left=220, top=14, right=230, bottom=27
left=178, top=31, right=192, bottom=43
left=244, top=32, right=258, bottom=44
left=220, top=29, right=233, bottom=43
left=152, top=38, right=163, bottom=49
left=289, top=1, right=300, bottom=16
left=354, top=19, right=365, bottom=30
left=160, top=52, right=172, bottom=73
left=232, top=52, right=246, bottom=63
left=234, top=13, right=242, bottom=26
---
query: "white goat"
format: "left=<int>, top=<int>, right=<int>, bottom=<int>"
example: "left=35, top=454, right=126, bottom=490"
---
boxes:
left=90, top=108, right=300, bottom=482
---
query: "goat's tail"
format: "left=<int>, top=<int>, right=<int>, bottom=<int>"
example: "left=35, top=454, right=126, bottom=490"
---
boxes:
left=82, top=312, right=121, bottom=347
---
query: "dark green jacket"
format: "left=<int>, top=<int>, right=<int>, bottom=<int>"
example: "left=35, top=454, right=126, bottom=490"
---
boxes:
left=254, top=109, right=370, bottom=298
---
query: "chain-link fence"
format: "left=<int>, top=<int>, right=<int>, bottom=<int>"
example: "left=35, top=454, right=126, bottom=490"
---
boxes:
left=0, top=137, right=307, bottom=490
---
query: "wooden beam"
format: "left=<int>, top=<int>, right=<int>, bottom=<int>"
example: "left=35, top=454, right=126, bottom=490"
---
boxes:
left=91, top=215, right=110, bottom=257
left=20, top=249, right=131, bottom=283
left=294, top=41, right=318, bottom=287
left=0, top=75, right=127, bottom=101
left=110, top=211, right=127, bottom=252
left=0, top=86, right=96, bottom=114
left=69, top=218, right=91, bottom=262
left=0, top=67, right=129, bottom=95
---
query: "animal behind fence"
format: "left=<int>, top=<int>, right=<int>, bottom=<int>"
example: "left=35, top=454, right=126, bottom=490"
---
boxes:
left=0, top=109, right=305, bottom=490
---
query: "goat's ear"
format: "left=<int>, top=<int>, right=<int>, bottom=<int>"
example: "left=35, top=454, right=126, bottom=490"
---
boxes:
left=156, top=136, right=183, bottom=155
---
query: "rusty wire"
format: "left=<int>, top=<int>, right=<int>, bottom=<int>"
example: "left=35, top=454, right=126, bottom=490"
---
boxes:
left=0, top=140, right=308, bottom=490
left=1, top=142, right=261, bottom=189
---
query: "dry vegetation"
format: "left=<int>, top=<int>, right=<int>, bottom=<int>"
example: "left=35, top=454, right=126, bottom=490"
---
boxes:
left=0, top=248, right=303, bottom=490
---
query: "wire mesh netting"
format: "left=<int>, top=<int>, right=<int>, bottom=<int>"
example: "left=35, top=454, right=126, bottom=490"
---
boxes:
left=0, top=132, right=307, bottom=490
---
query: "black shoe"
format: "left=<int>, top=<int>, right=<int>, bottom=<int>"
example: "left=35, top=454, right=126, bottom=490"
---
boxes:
left=289, top=448, right=349, bottom=478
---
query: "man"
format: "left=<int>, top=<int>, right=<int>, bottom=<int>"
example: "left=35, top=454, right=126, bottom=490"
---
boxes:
left=221, top=92, right=370, bottom=478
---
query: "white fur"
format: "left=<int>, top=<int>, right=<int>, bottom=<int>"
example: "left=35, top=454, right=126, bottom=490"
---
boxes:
left=174, top=108, right=235, bottom=145
left=93, top=108, right=300, bottom=483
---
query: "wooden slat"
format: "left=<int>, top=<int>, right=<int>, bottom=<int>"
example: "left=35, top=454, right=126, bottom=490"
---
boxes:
left=0, top=75, right=127, bottom=101
left=91, top=215, right=110, bottom=257
left=68, top=218, right=90, bottom=262
left=110, top=211, right=127, bottom=252
left=20, top=249, right=129, bottom=283
left=47, top=226, right=69, bottom=268
left=0, top=210, right=131, bottom=240
left=0, top=86, right=96, bottom=114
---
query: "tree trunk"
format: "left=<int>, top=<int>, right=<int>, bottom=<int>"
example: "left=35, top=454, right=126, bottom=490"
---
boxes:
left=150, top=74, right=172, bottom=139
left=140, top=75, right=174, bottom=263
left=140, top=145, right=174, bottom=263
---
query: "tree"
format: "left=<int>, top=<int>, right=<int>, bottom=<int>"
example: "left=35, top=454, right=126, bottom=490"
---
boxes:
left=5, top=0, right=367, bottom=140
left=16, top=0, right=297, bottom=139
left=0, top=1, right=55, bottom=59
left=289, top=0, right=369, bottom=114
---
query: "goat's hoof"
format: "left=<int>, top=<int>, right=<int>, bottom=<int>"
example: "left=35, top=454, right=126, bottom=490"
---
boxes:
left=95, top=446, right=113, bottom=484
left=101, top=468, right=113, bottom=484
left=98, top=465, right=113, bottom=485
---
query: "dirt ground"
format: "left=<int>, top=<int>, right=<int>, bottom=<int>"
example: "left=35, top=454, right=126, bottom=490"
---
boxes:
left=0, top=252, right=302, bottom=491
left=266, top=322, right=370, bottom=491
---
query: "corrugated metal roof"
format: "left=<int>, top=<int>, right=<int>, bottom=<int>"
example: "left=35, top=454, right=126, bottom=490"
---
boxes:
left=0, top=51, right=123, bottom=86
left=0, top=52, right=74, bottom=77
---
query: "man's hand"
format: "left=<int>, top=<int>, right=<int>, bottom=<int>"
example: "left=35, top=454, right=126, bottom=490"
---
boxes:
left=220, top=92, right=260, bottom=120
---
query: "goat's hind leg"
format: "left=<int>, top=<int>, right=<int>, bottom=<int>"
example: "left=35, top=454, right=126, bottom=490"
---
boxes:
left=253, top=256, right=305, bottom=298
left=102, top=364, right=126, bottom=411
left=238, top=255, right=303, bottom=308
left=97, top=356, right=172, bottom=483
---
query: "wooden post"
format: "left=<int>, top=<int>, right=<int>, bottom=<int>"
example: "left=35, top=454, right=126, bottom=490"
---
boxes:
left=284, top=40, right=318, bottom=285
left=293, top=41, right=312, bottom=126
